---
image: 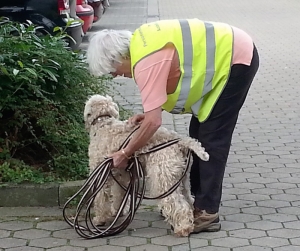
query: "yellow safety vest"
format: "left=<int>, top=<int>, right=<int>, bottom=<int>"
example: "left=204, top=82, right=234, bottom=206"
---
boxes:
left=130, top=19, right=233, bottom=122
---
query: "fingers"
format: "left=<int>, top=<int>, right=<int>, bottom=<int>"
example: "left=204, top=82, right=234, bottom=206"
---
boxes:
left=129, top=115, right=143, bottom=125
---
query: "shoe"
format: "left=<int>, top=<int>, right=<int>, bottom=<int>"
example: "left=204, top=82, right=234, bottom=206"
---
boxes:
left=192, top=209, right=221, bottom=234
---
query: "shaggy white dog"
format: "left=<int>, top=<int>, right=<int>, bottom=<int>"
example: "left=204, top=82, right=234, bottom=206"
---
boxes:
left=84, top=94, right=209, bottom=237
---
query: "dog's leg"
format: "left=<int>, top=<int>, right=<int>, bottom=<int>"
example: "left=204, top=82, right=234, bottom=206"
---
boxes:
left=146, top=154, right=194, bottom=237
left=110, top=169, right=131, bottom=217
left=158, top=189, right=194, bottom=237
left=93, top=177, right=114, bottom=226
left=182, top=158, right=194, bottom=207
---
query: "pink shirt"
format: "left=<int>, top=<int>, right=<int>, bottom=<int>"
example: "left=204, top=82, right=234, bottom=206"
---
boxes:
left=134, top=26, right=254, bottom=112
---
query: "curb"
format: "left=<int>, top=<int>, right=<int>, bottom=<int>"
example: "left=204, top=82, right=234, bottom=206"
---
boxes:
left=0, top=180, right=84, bottom=207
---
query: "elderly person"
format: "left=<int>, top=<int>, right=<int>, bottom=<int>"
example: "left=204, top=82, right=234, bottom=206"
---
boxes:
left=86, top=18, right=259, bottom=234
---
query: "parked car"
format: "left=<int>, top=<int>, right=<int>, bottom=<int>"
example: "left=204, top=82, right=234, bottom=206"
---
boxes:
left=76, top=0, right=94, bottom=34
left=0, top=0, right=84, bottom=50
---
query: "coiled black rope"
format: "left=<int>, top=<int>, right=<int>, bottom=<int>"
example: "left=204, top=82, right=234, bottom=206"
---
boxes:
left=63, top=128, right=191, bottom=239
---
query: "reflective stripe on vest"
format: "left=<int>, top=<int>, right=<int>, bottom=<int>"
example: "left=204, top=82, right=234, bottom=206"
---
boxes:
left=172, top=20, right=216, bottom=115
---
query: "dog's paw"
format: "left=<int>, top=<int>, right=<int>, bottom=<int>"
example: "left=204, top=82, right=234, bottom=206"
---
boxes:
left=93, top=216, right=108, bottom=226
left=173, top=226, right=193, bottom=237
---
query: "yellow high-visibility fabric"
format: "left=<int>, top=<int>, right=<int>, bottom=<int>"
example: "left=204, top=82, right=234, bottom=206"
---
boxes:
left=130, top=19, right=233, bottom=122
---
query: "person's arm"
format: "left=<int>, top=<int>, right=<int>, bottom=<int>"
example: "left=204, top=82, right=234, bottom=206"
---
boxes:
left=109, top=107, right=162, bottom=168
left=123, top=107, right=162, bottom=157
left=110, top=47, right=175, bottom=168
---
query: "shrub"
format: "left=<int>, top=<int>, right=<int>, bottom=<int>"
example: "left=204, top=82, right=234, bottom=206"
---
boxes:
left=0, top=20, right=124, bottom=183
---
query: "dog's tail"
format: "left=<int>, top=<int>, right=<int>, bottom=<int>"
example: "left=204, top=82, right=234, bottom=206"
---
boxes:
left=177, top=137, right=209, bottom=161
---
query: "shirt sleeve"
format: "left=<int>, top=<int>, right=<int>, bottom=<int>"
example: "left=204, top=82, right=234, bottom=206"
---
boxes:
left=134, top=47, right=175, bottom=112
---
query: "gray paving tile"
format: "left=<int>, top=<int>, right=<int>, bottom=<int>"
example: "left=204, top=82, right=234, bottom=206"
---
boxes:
left=277, top=206, right=300, bottom=215
left=253, top=188, right=283, bottom=195
left=134, top=211, right=162, bottom=221
left=283, top=221, right=300, bottom=230
left=13, top=229, right=50, bottom=239
left=128, top=219, right=150, bottom=230
left=6, top=247, right=43, bottom=251
left=109, top=236, right=146, bottom=247
left=223, top=188, right=251, bottom=195
left=69, top=238, right=107, bottom=247
left=262, top=213, right=298, bottom=223
left=52, top=229, right=80, bottom=240
left=219, top=207, right=240, bottom=216
left=290, top=237, right=300, bottom=246
left=266, top=183, right=297, bottom=189
left=151, top=235, right=189, bottom=246
left=251, top=237, right=290, bottom=248
left=257, top=199, right=291, bottom=208
left=131, top=244, right=169, bottom=251
left=237, top=194, right=271, bottom=201
left=229, top=229, right=267, bottom=239
left=47, top=247, right=84, bottom=251
left=233, top=246, right=272, bottom=251
left=225, top=214, right=261, bottom=223
left=192, top=247, right=230, bottom=251
left=130, top=227, right=167, bottom=238
left=273, top=246, right=300, bottom=251
left=212, top=237, right=249, bottom=248
left=151, top=220, right=170, bottom=229
left=221, top=200, right=256, bottom=208
left=189, top=238, right=208, bottom=248
left=220, top=221, right=245, bottom=231
left=191, top=230, right=228, bottom=239
left=0, top=221, right=33, bottom=231
left=0, top=229, right=10, bottom=238
left=284, top=187, right=300, bottom=195
left=36, top=221, right=69, bottom=231
left=88, top=245, right=126, bottom=251
left=268, top=228, right=300, bottom=239
left=29, top=237, right=67, bottom=248
left=0, top=238, right=27, bottom=248
left=172, top=243, right=192, bottom=251
left=246, top=221, right=283, bottom=231
left=242, top=207, right=276, bottom=215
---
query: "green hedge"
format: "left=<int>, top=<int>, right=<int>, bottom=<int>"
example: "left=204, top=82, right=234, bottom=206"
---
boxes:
left=0, top=20, right=117, bottom=183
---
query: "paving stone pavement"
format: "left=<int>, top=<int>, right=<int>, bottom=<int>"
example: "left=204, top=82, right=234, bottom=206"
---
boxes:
left=1, top=0, right=300, bottom=250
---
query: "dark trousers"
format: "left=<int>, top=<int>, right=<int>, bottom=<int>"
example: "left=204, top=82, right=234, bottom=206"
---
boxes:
left=189, top=45, right=259, bottom=213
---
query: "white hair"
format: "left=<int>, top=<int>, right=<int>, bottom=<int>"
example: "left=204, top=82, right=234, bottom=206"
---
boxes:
left=86, top=29, right=132, bottom=76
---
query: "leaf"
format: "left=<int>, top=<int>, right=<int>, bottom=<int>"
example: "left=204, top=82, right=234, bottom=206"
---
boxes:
left=48, top=59, right=61, bottom=68
left=53, top=26, right=62, bottom=33
left=0, top=66, right=9, bottom=75
left=24, top=68, right=37, bottom=77
left=43, top=68, right=58, bottom=82
left=13, top=69, right=19, bottom=76
left=17, top=61, right=24, bottom=68
left=33, top=41, right=44, bottom=48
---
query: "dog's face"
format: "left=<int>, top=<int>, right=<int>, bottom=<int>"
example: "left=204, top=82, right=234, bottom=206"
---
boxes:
left=84, top=94, right=119, bottom=131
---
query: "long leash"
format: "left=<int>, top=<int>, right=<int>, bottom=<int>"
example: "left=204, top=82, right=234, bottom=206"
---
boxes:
left=62, top=128, right=191, bottom=239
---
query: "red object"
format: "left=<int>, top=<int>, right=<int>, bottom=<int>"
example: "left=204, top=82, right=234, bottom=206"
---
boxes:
left=58, top=0, right=70, bottom=15
left=88, top=1, right=102, bottom=23
left=76, top=0, right=94, bottom=34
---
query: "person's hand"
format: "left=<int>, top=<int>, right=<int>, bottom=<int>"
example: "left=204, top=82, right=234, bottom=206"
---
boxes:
left=128, top=114, right=145, bottom=126
left=109, top=150, right=130, bottom=169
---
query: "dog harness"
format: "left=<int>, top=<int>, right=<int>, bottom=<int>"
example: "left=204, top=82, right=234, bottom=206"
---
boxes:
left=130, top=19, right=233, bottom=122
